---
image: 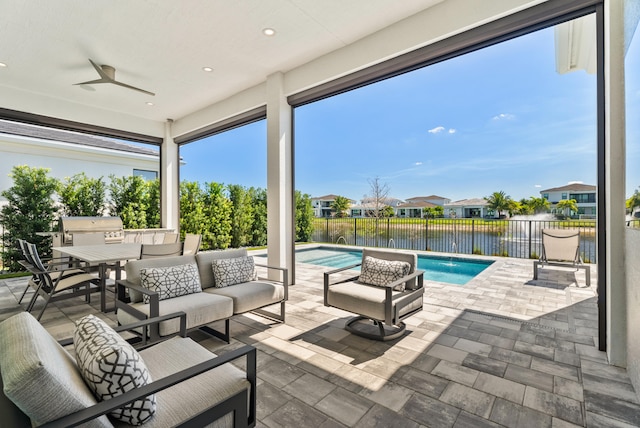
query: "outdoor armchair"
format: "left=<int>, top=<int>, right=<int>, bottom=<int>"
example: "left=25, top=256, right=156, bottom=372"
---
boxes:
left=533, top=229, right=591, bottom=285
left=324, top=248, right=425, bottom=341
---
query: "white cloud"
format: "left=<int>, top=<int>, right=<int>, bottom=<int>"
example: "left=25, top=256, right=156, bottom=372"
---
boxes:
left=448, top=128, right=456, bottom=134
left=492, top=113, right=515, bottom=121
left=428, top=126, right=445, bottom=134
left=414, top=162, right=423, bottom=166
left=534, top=184, right=541, bottom=188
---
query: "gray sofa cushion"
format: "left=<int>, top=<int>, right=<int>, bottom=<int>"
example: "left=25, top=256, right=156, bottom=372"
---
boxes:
left=117, top=293, right=234, bottom=336
left=211, top=256, right=257, bottom=288
left=140, top=263, right=202, bottom=303
left=75, top=315, right=156, bottom=425
left=326, top=281, right=423, bottom=322
left=131, top=337, right=251, bottom=428
left=0, top=312, right=111, bottom=427
left=205, top=281, right=285, bottom=314
left=196, top=249, right=248, bottom=289
left=125, top=255, right=197, bottom=303
left=359, top=256, right=410, bottom=291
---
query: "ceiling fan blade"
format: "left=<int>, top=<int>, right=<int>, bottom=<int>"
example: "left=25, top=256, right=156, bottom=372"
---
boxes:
left=73, top=78, right=110, bottom=86
left=88, top=59, right=111, bottom=80
left=111, top=80, right=156, bottom=96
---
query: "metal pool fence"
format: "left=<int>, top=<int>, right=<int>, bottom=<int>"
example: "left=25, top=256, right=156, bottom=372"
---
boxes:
left=311, top=217, right=601, bottom=263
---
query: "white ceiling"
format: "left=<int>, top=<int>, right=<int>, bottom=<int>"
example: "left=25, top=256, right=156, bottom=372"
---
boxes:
left=0, top=0, right=446, bottom=135
left=1, top=0, right=557, bottom=139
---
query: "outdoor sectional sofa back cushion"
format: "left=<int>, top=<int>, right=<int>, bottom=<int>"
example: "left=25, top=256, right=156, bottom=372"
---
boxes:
left=139, top=263, right=202, bottom=303
left=0, top=312, right=112, bottom=427
left=211, top=256, right=258, bottom=288
left=196, top=248, right=248, bottom=289
left=126, top=255, right=197, bottom=303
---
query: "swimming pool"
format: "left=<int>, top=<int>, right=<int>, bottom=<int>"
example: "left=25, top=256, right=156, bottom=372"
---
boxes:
left=294, top=247, right=493, bottom=285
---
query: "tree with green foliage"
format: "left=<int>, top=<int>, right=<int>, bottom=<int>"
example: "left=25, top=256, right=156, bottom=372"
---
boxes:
left=381, top=205, right=395, bottom=217
left=485, top=191, right=512, bottom=218
left=228, top=184, right=254, bottom=247
left=527, top=196, right=551, bottom=214
left=423, top=206, right=444, bottom=218
left=248, top=187, right=267, bottom=246
left=58, top=173, right=107, bottom=217
left=108, top=175, right=148, bottom=228
left=556, top=199, right=578, bottom=218
left=179, top=181, right=207, bottom=239
left=295, top=191, right=314, bottom=242
left=202, top=182, right=232, bottom=249
left=0, top=166, right=59, bottom=271
left=627, top=187, right=640, bottom=214
left=145, top=178, right=161, bottom=228
left=331, top=196, right=351, bottom=218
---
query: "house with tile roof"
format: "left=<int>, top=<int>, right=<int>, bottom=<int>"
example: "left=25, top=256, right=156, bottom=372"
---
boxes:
left=404, top=195, right=451, bottom=206
left=311, top=194, right=356, bottom=217
left=444, top=198, right=491, bottom=218
left=540, top=183, right=596, bottom=218
left=396, top=200, right=440, bottom=218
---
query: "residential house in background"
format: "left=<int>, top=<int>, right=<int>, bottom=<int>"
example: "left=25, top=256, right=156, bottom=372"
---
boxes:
left=444, top=198, right=491, bottom=218
left=396, top=200, right=439, bottom=218
left=404, top=195, right=451, bottom=206
left=0, top=120, right=160, bottom=206
left=540, top=183, right=596, bottom=218
left=311, top=195, right=356, bottom=217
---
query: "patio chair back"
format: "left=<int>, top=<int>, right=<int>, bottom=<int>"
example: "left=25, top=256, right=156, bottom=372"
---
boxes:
left=163, top=232, right=179, bottom=244
left=182, top=233, right=202, bottom=256
left=140, top=242, right=184, bottom=259
left=361, top=248, right=419, bottom=290
left=540, top=229, right=581, bottom=263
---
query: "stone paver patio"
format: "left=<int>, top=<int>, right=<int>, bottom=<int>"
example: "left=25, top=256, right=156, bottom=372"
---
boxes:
left=1, top=248, right=638, bottom=427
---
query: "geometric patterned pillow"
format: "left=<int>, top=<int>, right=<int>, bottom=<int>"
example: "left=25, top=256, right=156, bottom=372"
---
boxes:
left=359, top=256, right=411, bottom=291
left=74, top=315, right=156, bottom=426
left=140, top=263, right=202, bottom=304
left=211, top=256, right=258, bottom=288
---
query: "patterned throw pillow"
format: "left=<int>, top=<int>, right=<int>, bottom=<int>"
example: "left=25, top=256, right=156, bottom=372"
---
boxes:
left=359, top=256, right=411, bottom=291
left=74, top=315, right=156, bottom=425
left=211, top=256, right=258, bottom=288
left=140, top=263, right=202, bottom=304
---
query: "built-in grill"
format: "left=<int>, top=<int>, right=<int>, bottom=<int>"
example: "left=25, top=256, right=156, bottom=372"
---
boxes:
left=57, top=216, right=125, bottom=246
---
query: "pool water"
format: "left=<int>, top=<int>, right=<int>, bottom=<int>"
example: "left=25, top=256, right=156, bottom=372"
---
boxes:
left=295, top=247, right=493, bottom=285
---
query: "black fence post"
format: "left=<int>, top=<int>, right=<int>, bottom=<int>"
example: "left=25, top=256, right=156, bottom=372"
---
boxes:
left=353, top=218, right=357, bottom=245
left=528, top=220, right=532, bottom=259
left=471, top=219, right=475, bottom=253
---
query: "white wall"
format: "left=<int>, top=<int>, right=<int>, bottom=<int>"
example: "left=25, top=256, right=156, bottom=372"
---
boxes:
left=0, top=134, right=158, bottom=202
left=625, top=228, right=640, bottom=400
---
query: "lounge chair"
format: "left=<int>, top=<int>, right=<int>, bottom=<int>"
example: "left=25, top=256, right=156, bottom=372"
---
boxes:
left=139, top=242, right=184, bottom=259
left=181, top=233, right=202, bottom=256
left=533, top=229, right=591, bottom=285
left=324, top=248, right=425, bottom=341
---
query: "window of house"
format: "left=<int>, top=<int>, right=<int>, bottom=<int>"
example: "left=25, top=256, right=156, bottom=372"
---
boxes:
left=133, top=169, right=158, bottom=181
left=562, top=193, right=567, bottom=199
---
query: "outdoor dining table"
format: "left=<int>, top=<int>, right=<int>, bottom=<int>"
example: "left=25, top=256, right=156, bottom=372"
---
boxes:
left=52, top=243, right=142, bottom=312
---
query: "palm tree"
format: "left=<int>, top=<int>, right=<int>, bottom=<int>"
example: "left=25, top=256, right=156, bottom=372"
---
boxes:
left=485, top=191, right=512, bottom=218
left=626, top=187, right=640, bottom=214
left=556, top=199, right=578, bottom=218
left=331, top=195, right=351, bottom=218
left=527, top=196, right=551, bottom=214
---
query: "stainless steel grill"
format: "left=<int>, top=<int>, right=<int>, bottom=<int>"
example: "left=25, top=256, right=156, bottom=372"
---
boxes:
left=58, top=216, right=124, bottom=246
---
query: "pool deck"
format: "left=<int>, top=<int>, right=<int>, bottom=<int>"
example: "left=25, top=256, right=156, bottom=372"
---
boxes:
left=1, top=248, right=639, bottom=427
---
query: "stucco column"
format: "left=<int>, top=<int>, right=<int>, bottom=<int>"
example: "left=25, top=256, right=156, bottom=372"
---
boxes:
left=161, top=119, right=180, bottom=233
left=266, top=72, right=294, bottom=284
left=604, top=0, right=627, bottom=366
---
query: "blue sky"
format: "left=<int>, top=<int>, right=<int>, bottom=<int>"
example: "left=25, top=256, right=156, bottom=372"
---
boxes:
left=180, top=20, right=640, bottom=203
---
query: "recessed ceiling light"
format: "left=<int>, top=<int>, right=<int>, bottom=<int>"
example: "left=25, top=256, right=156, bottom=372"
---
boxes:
left=202, top=67, right=213, bottom=72
left=0, top=62, right=7, bottom=68
left=262, top=28, right=276, bottom=36
left=146, top=102, right=154, bottom=106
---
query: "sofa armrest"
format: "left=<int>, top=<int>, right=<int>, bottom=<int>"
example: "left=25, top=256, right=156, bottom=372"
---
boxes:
left=255, top=264, right=289, bottom=300
left=40, top=344, right=257, bottom=428
left=323, top=263, right=362, bottom=305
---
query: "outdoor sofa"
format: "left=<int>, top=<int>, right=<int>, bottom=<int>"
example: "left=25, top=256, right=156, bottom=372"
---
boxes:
left=115, top=248, right=288, bottom=342
left=0, top=311, right=256, bottom=427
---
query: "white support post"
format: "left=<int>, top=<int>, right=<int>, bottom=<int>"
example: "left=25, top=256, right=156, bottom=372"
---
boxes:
left=266, top=72, right=294, bottom=284
left=604, top=0, right=627, bottom=366
left=161, top=119, right=180, bottom=233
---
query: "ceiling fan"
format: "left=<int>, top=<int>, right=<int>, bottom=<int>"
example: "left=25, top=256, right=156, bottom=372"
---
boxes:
left=74, top=59, right=155, bottom=96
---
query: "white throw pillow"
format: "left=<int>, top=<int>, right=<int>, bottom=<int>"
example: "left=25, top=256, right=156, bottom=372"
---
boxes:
left=140, top=263, right=202, bottom=303
left=359, top=256, right=411, bottom=291
left=211, top=256, right=258, bottom=288
left=74, top=314, right=156, bottom=426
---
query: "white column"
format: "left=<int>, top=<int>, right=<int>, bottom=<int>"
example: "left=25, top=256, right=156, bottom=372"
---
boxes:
left=161, top=119, right=180, bottom=233
left=266, top=72, right=294, bottom=284
left=605, top=0, right=627, bottom=366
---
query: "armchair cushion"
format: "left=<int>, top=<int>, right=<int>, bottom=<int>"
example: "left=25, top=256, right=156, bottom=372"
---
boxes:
left=0, top=312, right=110, bottom=427
left=140, top=263, right=202, bottom=303
left=211, top=256, right=258, bottom=288
left=74, top=315, right=156, bottom=425
left=359, top=256, right=411, bottom=291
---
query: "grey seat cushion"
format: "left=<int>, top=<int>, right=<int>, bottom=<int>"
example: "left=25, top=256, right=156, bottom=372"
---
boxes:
left=196, top=249, right=248, bottom=289
left=204, top=281, right=284, bottom=314
left=121, top=337, right=251, bottom=428
left=125, top=255, right=197, bottom=303
left=327, top=281, right=423, bottom=322
left=117, top=293, right=233, bottom=336
left=0, top=312, right=112, bottom=427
